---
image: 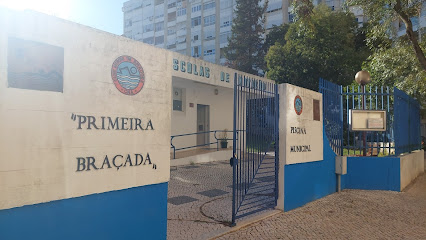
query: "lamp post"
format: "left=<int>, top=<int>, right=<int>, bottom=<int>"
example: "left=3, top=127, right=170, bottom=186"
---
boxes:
left=355, top=70, right=371, bottom=156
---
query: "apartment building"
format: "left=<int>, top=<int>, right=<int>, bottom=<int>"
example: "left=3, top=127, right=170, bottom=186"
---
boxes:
left=122, top=0, right=343, bottom=65
left=121, top=0, right=352, bottom=65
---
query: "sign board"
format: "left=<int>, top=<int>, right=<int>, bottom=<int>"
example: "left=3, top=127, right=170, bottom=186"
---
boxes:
left=350, top=110, right=386, bottom=131
left=280, top=84, right=323, bottom=165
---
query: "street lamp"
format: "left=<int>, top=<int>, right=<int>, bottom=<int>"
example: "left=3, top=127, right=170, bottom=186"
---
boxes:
left=355, top=70, right=371, bottom=156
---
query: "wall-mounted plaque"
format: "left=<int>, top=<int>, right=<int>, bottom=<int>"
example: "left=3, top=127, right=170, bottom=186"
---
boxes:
left=350, top=110, right=386, bottom=131
left=7, top=37, right=64, bottom=92
left=313, top=99, right=320, bottom=121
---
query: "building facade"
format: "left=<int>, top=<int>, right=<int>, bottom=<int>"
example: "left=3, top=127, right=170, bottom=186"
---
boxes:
left=122, top=0, right=346, bottom=65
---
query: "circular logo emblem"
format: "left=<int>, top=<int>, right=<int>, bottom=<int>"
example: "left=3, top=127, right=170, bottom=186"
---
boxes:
left=294, top=95, right=303, bottom=115
left=111, top=56, right=145, bottom=95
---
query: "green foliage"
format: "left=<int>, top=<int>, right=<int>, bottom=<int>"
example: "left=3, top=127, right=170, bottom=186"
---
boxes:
left=348, top=0, right=423, bottom=45
left=224, top=0, right=267, bottom=75
left=261, top=24, right=290, bottom=70
left=347, top=0, right=425, bottom=105
left=364, top=39, right=426, bottom=105
left=266, top=4, right=369, bottom=90
left=291, top=0, right=314, bottom=21
left=348, top=0, right=426, bottom=70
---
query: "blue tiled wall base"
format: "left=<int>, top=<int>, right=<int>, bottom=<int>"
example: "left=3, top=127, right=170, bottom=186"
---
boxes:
left=0, top=182, right=168, bottom=240
left=342, top=157, right=400, bottom=191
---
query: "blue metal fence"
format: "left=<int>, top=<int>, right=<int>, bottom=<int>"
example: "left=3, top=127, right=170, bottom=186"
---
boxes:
left=394, top=87, right=422, bottom=155
left=320, top=79, right=421, bottom=157
left=342, top=85, right=394, bottom=156
left=319, top=78, right=343, bottom=156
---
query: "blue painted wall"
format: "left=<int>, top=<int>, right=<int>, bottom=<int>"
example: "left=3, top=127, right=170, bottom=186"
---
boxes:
left=284, top=129, right=337, bottom=211
left=342, top=157, right=400, bottom=191
left=0, top=182, right=168, bottom=240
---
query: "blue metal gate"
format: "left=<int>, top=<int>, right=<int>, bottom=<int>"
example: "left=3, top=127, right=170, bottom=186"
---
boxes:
left=231, top=73, right=279, bottom=226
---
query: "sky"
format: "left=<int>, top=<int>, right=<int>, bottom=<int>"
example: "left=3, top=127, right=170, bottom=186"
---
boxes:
left=0, top=0, right=128, bottom=35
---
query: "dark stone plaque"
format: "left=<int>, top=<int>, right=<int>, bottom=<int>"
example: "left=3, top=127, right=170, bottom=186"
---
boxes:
left=313, top=99, right=320, bottom=121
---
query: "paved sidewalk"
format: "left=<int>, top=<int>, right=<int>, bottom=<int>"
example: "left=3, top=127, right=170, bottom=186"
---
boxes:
left=167, top=159, right=276, bottom=240
left=167, top=160, right=232, bottom=240
left=215, top=173, right=426, bottom=240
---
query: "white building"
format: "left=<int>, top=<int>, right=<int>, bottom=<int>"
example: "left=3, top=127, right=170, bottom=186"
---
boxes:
left=122, top=0, right=347, bottom=65
left=122, top=0, right=424, bottom=66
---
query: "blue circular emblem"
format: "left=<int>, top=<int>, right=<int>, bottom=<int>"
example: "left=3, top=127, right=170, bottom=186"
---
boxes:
left=111, top=56, right=145, bottom=95
left=294, top=95, right=303, bottom=115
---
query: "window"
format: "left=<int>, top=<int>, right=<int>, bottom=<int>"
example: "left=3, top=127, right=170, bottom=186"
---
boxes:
left=177, top=35, right=186, bottom=43
left=155, top=35, right=164, bottom=45
left=192, top=4, right=201, bottom=12
left=220, top=0, right=232, bottom=9
left=193, top=35, right=199, bottom=41
left=204, top=48, right=215, bottom=56
left=155, top=0, right=164, bottom=5
left=155, top=11, right=164, bottom=19
left=177, top=0, right=186, bottom=8
left=220, top=16, right=232, bottom=28
left=288, top=13, right=294, bottom=23
left=143, top=23, right=154, bottom=33
left=191, top=46, right=201, bottom=57
left=143, top=37, right=154, bottom=44
left=191, top=16, right=201, bottom=27
left=266, top=1, right=282, bottom=12
left=173, top=88, right=183, bottom=111
left=177, top=8, right=186, bottom=16
left=219, top=31, right=231, bottom=44
left=168, top=12, right=176, bottom=22
left=168, top=1, right=176, bottom=8
left=168, top=28, right=176, bottom=35
left=204, top=30, right=215, bottom=40
left=220, top=48, right=226, bottom=58
left=203, top=1, right=215, bottom=10
left=204, top=14, right=215, bottom=26
left=155, top=22, right=164, bottom=31
left=167, top=43, right=176, bottom=49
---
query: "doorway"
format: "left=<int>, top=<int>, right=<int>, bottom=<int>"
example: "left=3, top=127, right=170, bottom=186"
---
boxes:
left=197, top=104, right=210, bottom=148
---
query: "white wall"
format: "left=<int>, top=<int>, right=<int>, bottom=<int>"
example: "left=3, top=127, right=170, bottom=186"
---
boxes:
left=168, top=52, right=275, bottom=153
left=0, top=7, right=276, bottom=210
left=400, top=150, right=425, bottom=191
left=171, top=77, right=234, bottom=151
left=0, top=8, right=171, bottom=210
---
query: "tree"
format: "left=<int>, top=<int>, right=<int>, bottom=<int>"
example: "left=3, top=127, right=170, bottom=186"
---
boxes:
left=224, top=0, right=267, bottom=75
left=349, top=0, right=426, bottom=71
left=260, top=24, right=290, bottom=71
left=365, top=39, right=426, bottom=105
left=266, top=4, right=369, bottom=90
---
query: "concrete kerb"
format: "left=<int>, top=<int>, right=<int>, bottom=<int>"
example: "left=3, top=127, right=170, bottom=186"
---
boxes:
left=207, top=210, right=282, bottom=240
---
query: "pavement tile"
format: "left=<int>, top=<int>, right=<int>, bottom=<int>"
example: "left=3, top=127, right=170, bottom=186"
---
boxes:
left=168, top=196, right=198, bottom=205
left=197, top=189, right=229, bottom=198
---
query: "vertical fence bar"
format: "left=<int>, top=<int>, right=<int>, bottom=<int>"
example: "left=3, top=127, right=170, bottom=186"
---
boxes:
left=232, top=73, right=237, bottom=226
left=340, top=85, right=343, bottom=155
left=346, top=86, right=349, bottom=155
left=275, top=83, right=279, bottom=204
left=386, top=87, right=393, bottom=155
